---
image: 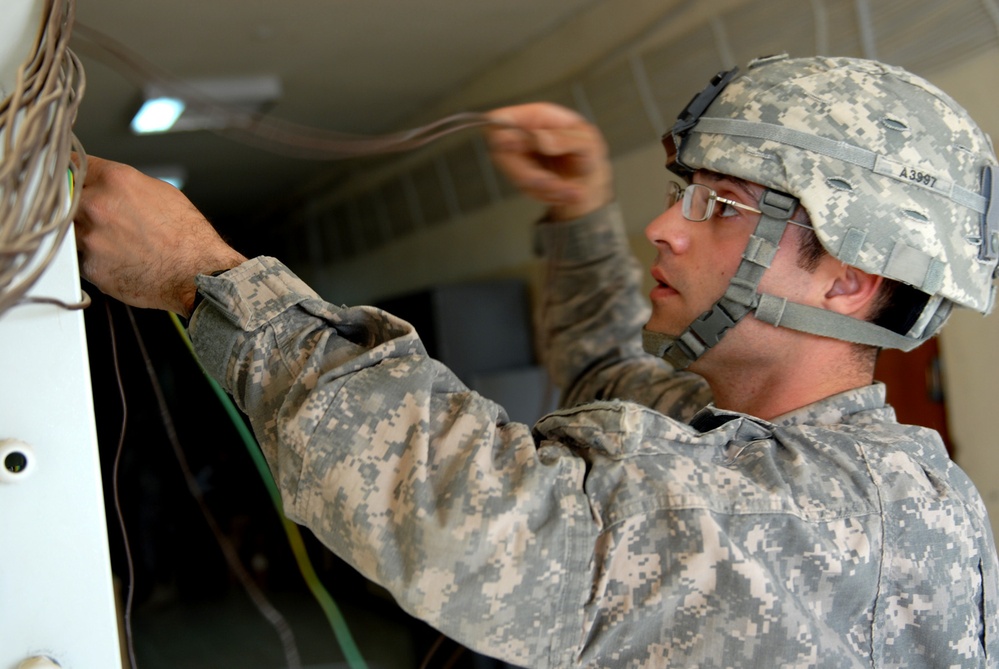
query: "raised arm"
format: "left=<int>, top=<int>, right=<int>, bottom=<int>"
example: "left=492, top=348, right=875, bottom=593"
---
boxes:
left=485, top=104, right=709, bottom=418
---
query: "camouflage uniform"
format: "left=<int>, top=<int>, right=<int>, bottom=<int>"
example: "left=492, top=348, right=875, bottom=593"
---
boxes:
left=189, top=203, right=998, bottom=667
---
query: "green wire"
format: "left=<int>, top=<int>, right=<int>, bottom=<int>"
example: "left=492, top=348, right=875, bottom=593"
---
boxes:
left=169, top=313, right=369, bottom=669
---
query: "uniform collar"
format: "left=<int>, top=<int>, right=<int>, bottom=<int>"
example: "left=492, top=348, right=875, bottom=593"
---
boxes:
left=689, top=382, right=889, bottom=433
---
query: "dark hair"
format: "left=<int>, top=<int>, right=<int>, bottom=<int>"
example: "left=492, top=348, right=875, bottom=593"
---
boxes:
left=796, top=231, right=929, bottom=335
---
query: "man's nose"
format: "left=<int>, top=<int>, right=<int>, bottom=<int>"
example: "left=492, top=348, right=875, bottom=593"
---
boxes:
left=645, top=201, right=691, bottom=255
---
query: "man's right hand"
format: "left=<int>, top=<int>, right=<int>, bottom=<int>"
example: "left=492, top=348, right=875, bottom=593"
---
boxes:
left=74, top=156, right=247, bottom=317
left=485, top=103, right=613, bottom=221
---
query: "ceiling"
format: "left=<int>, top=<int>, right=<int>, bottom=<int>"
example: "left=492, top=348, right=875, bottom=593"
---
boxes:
left=48, top=0, right=999, bottom=256
left=68, top=0, right=612, bottom=231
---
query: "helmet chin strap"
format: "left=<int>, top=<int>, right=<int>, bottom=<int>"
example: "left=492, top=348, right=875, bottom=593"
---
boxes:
left=642, top=188, right=800, bottom=369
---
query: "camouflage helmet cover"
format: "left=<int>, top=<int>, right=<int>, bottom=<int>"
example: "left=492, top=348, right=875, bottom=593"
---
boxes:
left=671, top=54, right=999, bottom=321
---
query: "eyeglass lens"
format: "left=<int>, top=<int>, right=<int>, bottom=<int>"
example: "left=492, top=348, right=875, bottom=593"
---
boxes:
left=665, top=182, right=714, bottom=221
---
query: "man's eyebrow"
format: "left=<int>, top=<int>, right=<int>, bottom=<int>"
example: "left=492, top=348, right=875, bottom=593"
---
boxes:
left=699, top=170, right=760, bottom=201
left=701, top=169, right=812, bottom=225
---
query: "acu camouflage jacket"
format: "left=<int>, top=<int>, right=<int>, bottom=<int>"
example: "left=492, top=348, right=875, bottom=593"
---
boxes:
left=189, top=204, right=998, bottom=668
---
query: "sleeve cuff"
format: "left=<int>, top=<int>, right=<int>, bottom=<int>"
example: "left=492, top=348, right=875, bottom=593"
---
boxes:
left=191, top=256, right=322, bottom=331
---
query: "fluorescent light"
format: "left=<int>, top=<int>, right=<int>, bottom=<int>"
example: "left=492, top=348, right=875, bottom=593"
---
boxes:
left=130, top=97, right=185, bottom=134
left=130, top=76, right=282, bottom=135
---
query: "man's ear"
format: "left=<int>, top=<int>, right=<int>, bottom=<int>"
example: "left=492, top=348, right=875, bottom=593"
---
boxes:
left=823, top=263, right=884, bottom=317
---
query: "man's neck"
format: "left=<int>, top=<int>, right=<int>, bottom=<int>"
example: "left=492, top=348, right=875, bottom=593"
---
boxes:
left=693, top=337, right=876, bottom=422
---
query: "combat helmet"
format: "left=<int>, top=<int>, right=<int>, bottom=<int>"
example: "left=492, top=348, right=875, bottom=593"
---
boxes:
left=643, top=54, right=999, bottom=369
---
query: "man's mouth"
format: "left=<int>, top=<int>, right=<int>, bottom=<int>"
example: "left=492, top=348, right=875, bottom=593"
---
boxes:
left=649, top=268, right=679, bottom=301
left=651, top=268, right=672, bottom=290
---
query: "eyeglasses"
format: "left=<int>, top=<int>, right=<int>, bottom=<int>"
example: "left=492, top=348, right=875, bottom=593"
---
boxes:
left=666, top=181, right=762, bottom=221
left=666, top=181, right=812, bottom=229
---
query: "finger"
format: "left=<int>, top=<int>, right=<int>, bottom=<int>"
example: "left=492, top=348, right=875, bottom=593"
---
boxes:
left=489, top=150, right=582, bottom=204
left=484, top=103, right=611, bottom=209
left=485, top=102, right=589, bottom=154
left=531, top=126, right=602, bottom=158
left=486, top=102, right=587, bottom=131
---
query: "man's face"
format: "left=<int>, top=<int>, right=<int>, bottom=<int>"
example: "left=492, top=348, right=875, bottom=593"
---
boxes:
left=643, top=170, right=818, bottom=351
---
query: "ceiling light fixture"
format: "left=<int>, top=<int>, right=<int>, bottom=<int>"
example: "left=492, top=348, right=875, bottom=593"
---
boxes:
left=129, top=75, right=282, bottom=135
left=130, top=97, right=185, bottom=134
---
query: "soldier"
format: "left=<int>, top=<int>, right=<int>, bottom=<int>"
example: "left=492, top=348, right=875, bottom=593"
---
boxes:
left=76, top=55, right=998, bottom=667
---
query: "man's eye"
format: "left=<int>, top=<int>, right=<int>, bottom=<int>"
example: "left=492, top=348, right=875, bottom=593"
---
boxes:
left=717, top=201, right=741, bottom=218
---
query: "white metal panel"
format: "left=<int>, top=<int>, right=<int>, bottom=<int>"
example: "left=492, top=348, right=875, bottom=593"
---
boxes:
left=1, top=0, right=123, bottom=667
left=0, top=239, right=123, bottom=669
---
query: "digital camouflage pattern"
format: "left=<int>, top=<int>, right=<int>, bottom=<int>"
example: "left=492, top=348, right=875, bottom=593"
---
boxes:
left=673, top=55, right=999, bottom=328
left=188, top=205, right=998, bottom=667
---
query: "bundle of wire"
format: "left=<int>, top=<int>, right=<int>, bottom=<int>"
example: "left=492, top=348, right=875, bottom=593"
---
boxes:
left=0, top=0, right=86, bottom=317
